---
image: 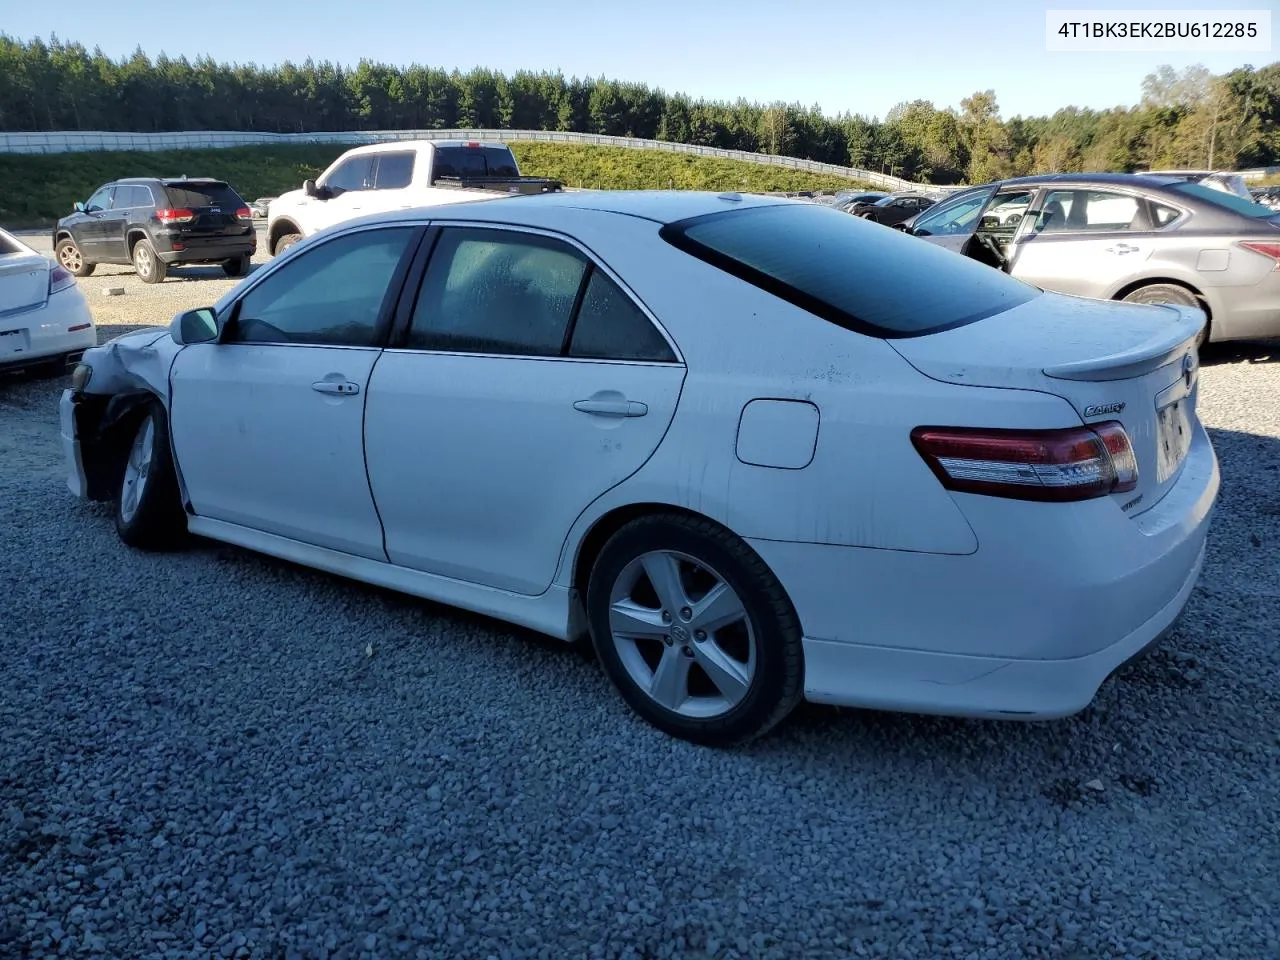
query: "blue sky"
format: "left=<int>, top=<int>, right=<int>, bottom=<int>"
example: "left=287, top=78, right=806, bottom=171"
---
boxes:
left=6, top=0, right=1273, bottom=120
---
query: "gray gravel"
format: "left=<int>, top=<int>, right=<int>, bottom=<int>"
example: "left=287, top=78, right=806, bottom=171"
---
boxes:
left=1, top=306, right=1279, bottom=958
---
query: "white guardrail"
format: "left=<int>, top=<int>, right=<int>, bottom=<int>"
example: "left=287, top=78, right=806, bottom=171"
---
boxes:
left=0, top=128, right=967, bottom=195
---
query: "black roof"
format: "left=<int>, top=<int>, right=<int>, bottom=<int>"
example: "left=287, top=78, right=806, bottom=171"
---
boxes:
left=110, top=176, right=228, bottom=186
left=956, top=172, right=1190, bottom=192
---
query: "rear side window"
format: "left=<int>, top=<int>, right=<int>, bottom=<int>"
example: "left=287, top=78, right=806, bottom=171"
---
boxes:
left=375, top=152, right=415, bottom=190
left=661, top=202, right=1041, bottom=338
left=163, top=182, right=243, bottom=208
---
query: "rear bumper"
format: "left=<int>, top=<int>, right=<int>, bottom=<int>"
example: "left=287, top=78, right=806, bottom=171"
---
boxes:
left=750, top=421, right=1219, bottom=719
left=0, top=295, right=96, bottom=372
left=153, top=231, right=256, bottom=264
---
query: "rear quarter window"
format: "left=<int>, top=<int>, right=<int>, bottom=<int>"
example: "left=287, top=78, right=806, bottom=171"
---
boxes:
left=660, top=202, right=1041, bottom=338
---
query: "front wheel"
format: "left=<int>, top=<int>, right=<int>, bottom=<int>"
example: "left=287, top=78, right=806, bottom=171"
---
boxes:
left=1120, top=283, right=1209, bottom=347
left=114, top=401, right=188, bottom=551
left=585, top=514, right=804, bottom=747
left=132, top=239, right=167, bottom=284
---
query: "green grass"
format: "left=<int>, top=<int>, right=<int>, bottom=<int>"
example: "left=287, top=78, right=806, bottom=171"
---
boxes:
left=0, top=141, right=873, bottom=227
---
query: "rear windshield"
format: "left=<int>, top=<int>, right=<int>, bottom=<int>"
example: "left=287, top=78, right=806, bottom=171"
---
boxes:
left=661, top=202, right=1041, bottom=338
left=432, top=145, right=520, bottom=180
left=1171, top=182, right=1277, bottom=218
left=162, top=182, right=244, bottom=208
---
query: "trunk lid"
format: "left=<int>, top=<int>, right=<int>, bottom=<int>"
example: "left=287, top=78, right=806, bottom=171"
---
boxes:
left=888, top=291, right=1205, bottom=518
left=0, top=251, right=50, bottom=315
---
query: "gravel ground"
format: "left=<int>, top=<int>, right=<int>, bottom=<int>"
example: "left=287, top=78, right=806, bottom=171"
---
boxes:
left=1, top=273, right=1279, bottom=958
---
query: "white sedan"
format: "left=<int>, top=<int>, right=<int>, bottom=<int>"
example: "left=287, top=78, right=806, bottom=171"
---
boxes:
left=58, top=191, right=1219, bottom=746
left=1, top=227, right=96, bottom=375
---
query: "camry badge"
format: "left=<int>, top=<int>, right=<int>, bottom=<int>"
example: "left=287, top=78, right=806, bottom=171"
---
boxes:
left=1083, top=402, right=1126, bottom=417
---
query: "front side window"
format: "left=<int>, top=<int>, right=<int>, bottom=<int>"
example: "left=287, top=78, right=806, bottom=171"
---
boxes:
left=408, top=229, right=587, bottom=356
left=85, top=186, right=112, bottom=213
left=227, top=227, right=416, bottom=347
left=374, top=152, right=415, bottom=190
left=324, top=156, right=375, bottom=194
left=909, top=187, right=995, bottom=237
left=662, top=201, right=1041, bottom=337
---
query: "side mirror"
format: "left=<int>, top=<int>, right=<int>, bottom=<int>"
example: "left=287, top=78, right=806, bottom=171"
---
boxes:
left=73, top=201, right=85, bottom=213
left=171, top=307, right=219, bottom=345
left=303, top=179, right=319, bottom=198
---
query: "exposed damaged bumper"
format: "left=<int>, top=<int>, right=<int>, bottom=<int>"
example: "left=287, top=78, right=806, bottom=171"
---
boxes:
left=60, top=388, right=90, bottom=499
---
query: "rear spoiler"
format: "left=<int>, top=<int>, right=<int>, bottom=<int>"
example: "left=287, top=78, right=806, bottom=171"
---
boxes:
left=1043, top=304, right=1205, bottom=382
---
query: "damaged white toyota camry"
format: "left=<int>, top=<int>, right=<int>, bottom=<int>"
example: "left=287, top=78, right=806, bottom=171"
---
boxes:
left=59, top=191, right=1220, bottom=746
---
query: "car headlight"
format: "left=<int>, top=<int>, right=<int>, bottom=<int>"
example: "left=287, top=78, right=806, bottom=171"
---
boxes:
left=70, top=363, right=92, bottom=391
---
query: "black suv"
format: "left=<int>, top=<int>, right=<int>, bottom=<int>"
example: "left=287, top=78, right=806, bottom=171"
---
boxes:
left=53, top=177, right=257, bottom=284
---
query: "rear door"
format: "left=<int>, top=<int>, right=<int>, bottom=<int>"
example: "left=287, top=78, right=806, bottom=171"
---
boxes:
left=363, top=223, right=686, bottom=596
left=1008, top=187, right=1157, bottom=298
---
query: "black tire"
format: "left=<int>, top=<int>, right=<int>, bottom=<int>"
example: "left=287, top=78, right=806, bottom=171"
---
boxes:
left=273, top=232, right=303, bottom=256
left=113, top=401, right=188, bottom=551
left=585, top=513, right=804, bottom=747
left=222, top=254, right=251, bottom=277
left=55, top=238, right=95, bottom=277
left=131, top=238, right=167, bottom=284
left=1120, top=283, right=1209, bottom=347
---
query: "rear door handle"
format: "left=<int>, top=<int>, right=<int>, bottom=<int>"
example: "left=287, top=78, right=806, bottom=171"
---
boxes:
left=312, top=380, right=360, bottom=396
left=573, top=398, right=648, bottom=418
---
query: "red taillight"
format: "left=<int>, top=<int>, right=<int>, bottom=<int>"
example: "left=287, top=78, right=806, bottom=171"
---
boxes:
left=235, top=206, right=253, bottom=221
left=465, top=141, right=481, bottom=148
left=1239, top=241, right=1280, bottom=269
left=48, top=263, right=75, bottom=294
left=156, top=208, right=195, bottom=223
left=910, top=421, right=1139, bottom=503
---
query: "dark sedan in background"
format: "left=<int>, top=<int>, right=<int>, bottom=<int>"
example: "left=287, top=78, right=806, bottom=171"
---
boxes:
left=853, top=193, right=937, bottom=226
left=898, top=172, right=1280, bottom=345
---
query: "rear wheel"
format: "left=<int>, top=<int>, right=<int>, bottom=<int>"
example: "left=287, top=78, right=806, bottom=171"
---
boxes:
left=132, top=238, right=167, bottom=284
left=273, top=232, right=302, bottom=256
left=222, top=254, right=251, bottom=277
left=1120, top=283, right=1209, bottom=347
left=55, top=238, right=94, bottom=277
left=585, top=513, right=804, bottom=747
left=114, top=401, right=188, bottom=551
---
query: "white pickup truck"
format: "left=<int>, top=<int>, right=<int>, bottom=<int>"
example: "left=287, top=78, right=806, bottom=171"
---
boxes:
left=265, top=139, right=563, bottom=256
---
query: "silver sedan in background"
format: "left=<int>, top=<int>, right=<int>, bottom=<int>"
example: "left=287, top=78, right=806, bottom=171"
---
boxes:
left=900, top=172, right=1280, bottom=345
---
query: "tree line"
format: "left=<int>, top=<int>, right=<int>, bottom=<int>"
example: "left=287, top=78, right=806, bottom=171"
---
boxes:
left=1, top=35, right=1277, bottom=185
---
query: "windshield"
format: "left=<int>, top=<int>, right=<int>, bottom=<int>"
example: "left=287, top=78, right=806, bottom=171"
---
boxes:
left=661, top=201, right=1040, bottom=338
left=1171, top=182, right=1278, bottom=218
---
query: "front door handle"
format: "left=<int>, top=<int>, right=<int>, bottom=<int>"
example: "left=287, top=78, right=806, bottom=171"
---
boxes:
left=1106, top=243, right=1139, bottom=254
left=573, top=398, right=647, bottom=418
left=312, top=380, right=360, bottom=396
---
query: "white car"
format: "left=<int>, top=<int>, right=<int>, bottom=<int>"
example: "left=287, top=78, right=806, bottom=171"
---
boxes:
left=58, top=192, right=1219, bottom=746
left=1, top=227, right=96, bottom=375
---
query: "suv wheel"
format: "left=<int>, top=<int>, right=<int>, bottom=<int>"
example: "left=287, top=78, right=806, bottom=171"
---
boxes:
left=55, top=238, right=95, bottom=277
left=132, top=239, right=167, bottom=284
left=222, top=255, right=251, bottom=277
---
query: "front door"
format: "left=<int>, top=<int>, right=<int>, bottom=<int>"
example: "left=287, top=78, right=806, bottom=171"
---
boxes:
left=76, top=185, right=115, bottom=258
left=169, top=224, right=423, bottom=559
left=362, top=225, right=687, bottom=596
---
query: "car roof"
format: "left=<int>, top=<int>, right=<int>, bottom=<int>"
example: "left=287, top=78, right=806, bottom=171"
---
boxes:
left=382, top=189, right=796, bottom=227
left=109, top=177, right=227, bottom=186
left=985, top=172, right=1191, bottom=190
